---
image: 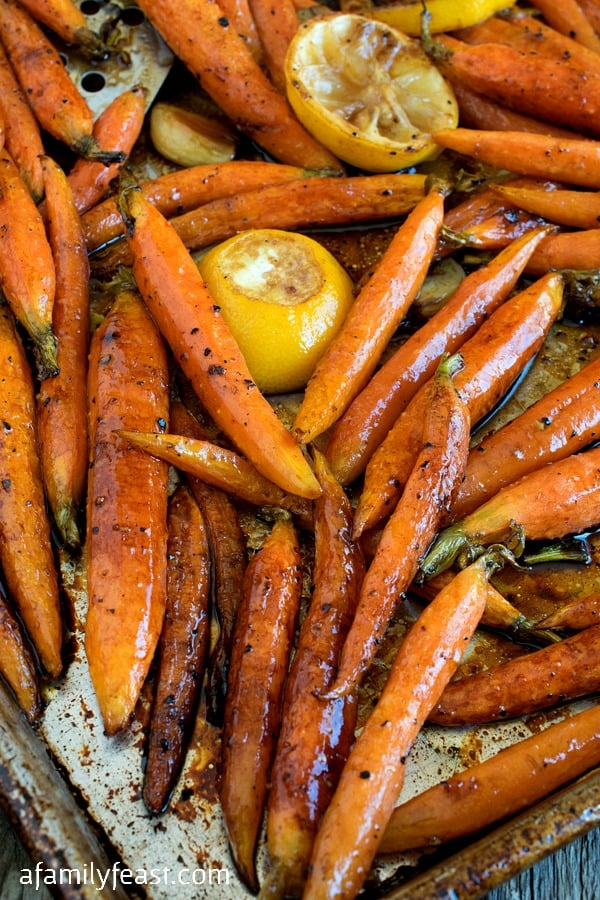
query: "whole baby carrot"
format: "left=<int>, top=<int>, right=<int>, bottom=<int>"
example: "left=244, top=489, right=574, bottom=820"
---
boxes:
left=536, top=593, right=600, bottom=631
left=119, top=187, right=321, bottom=500
left=248, top=0, right=300, bottom=92
left=0, top=42, right=44, bottom=201
left=529, top=0, right=600, bottom=53
left=491, top=182, right=600, bottom=230
left=525, top=229, right=600, bottom=275
left=293, top=187, right=445, bottom=445
left=218, top=0, right=263, bottom=62
left=326, top=226, right=551, bottom=486
left=17, top=0, right=106, bottom=53
left=304, top=550, right=497, bottom=900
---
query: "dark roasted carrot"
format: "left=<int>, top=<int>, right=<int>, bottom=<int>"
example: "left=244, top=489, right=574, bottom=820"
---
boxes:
left=304, top=550, right=495, bottom=900
left=221, top=517, right=302, bottom=893
left=0, top=42, right=44, bottom=201
left=326, top=226, right=551, bottom=486
left=248, top=0, right=300, bottom=92
left=0, top=304, right=62, bottom=678
left=536, top=593, right=600, bottom=630
left=0, top=149, right=57, bottom=379
left=143, top=483, right=211, bottom=814
left=380, top=702, right=600, bottom=853
left=355, top=272, right=564, bottom=537
left=491, top=182, right=600, bottom=230
left=261, top=449, right=364, bottom=898
left=17, top=0, right=105, bottom=53
left=119, top=187, right=321, bottom=500
left=85, top=289, right=170, bottom=736
left=429, top=625, right=600, bottom=724
left=329, top=354, right=470, bottom=698
left=36, top=155, right=89, bottom=548
left=420, top=443, right=600, bottom=582
left=135, top=0, right=342, bottom=171
left=0, top=590, right=41, bottom=723
left=450, top=352, right=600, bottom=522
left=293, top=187, right=445, bottom=445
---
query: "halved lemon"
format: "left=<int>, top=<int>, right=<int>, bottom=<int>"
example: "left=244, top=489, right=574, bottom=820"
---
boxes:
left=284, top=12, right=459, bottom=173
left=198, top=229, right=355, bottom=395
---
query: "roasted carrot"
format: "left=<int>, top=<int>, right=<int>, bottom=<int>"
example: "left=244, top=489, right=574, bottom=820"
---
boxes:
left=0, top=304, right=62, bottom=678
left=221, top=517, right=302, bottom=893
left=293, top=187, right=445, bottom=445
left=119, top=187, right=320, bottom=500
left=429, top=625, right=600, bottom=725
left=17, top=0, right=106, bottom=53
left=579, top=0, right=600, bottom=34
left=93, top=172, right=427, bottom=273
left=85, top=289, right=170, bottom=736
left=329, top=354, right=470, bottom=698
left=491, top=182, right=600, bottom=230
left=0, top=42, right=44, bottom=201
left=143, top=483, right=211, bottom=814
left=304, top=550, right=496, bottom=900
left=247, top=0, right=300, bottom=92
left=450, top=352, right=600, bottom=522
left=216, top=0, right=264, bottom=62
left=354, top=272, right=564, bottom=537
left=536, top=593, right=600, bottom=631
left=0, top=590, right=42, bottom=723
left=529, top=0, right=600, bottom=53
left=135, top=0, right=342, bottom=171
left=168, top=398, right=247, bottom=728
left=421, top=443, right=600, bottom=582
left=81, top=160, right=319, bottom=255
left=525, top=228, right=600, bottom=275
left=433, top=129, right=600, bottom=189
left=441, top=208, right=548, bottom=254
left=380, top=702, right=600, bottom=854
left=261, top=449, right=364, bottom=898
left=0, top=149, right=57, bottom=379
left=36, top=155, right=89, bottom=549
left=326, top=226, right=551, bottom=486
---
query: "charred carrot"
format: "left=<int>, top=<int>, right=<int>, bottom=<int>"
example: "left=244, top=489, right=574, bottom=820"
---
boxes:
left=450, top=352, right=600, bottom=522
left=143, top=483, right=211, bottom=814
left=354, top=272, right=564, bottom=537
left=329, top=354, right=470, bottom=698
left=36, top=156, right=89, bottom=548
left=536, top=593, right=600, bottom=630
left=0, top=304, right=62, bottom=678
left=248, top=0, right=300, bottom=92
left=0, top=42, right=44, bottom=201
left=293, top=188, right=445, bottom=445
left=380, top=702, right=600, bottom=854
left=429, top=625, right=600, bottom=724
left=262, top=449, right=364, bottom=898
left=326, top=226, right=551, bottom=486
left=491, top=182, right=600, bottom=230
left=304, top=550, right=496, bottom=900
left=119, top=187, right=321, bottom=500
left=221, top=517, right=302, bottom=893
left=0, top=149, right=57, bottom=379
left=421, top=443, right=600, bottom=582
left=85, top=289, right=170, bottom=736
left=17, top=0, right=106, bottom=53
left=0, top=591, right=41, bottom=722
left=135, top=0, right=342, bottom=171
left=529, top=0, right=600, bottom=53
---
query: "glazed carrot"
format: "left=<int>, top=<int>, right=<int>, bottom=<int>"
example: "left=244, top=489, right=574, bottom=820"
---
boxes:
left=247, top=0, right=300, bottom=92
left=529, top=0, right=600, bottom=53
left=293, top=188, right=445, bottom=445
left=433, top=129, right=600, bottom=189
left=380, top=702, right=600, bottom=854
left=429, top=625, right=600, bottom=725
left=579, top=0, right=600, bottom=34
left=0, top=43, right=44, bottom=200
left=93, top=172, right=427, bottom=272
left=221, top=517, right=302, bottom=893
left=0, top=0, right=121, bottom=161
left=143, top=484, right=211, bottom=814
left=0, top=149, right=57, bottom=379
left=304, top=551, right=495, bottom=900
left=217, top=0, right=263, bottom=62
left=536, top=593, right=600, bottom=630
left=17, top=0, right=105, bottom=53
left=525, top=228, right=600, bottom=275
left=450, top=352, right=600, bottom=522
left=441, top=208, right=548, bottom=254
left=354, top=272, right=564, bottom=537
left=262, top=449, right=364, bottom=898
left=135, top=0, right=342, bottom=171
left=36, top=156, right=89, bottom=549
left=420, top=443, right=600, bottom=582
left=0, top=304, right=62, bottom=678
left=326, top=226, right=551, bottom=486
left=119, top=188, right=320, bottom=500
left=329, top=354, right=470, bottom=698
left=85, top=289, right=170, bottom=736
left=491, top=182, right=600, bottom=230
left=0, top=591, right=41, bottom=723
left=65, top=84, right=147, bottom=215
left=81, top=160, right=320, bottom=254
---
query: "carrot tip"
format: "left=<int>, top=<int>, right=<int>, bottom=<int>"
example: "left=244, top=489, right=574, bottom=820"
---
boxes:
left=418, top=524, right=468, bottom=580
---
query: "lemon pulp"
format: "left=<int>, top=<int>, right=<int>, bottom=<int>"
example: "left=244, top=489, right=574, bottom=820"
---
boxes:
left=198, top=229, right=355, bottom=395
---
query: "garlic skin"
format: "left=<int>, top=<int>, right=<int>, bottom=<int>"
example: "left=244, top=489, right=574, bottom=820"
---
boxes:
left=150, top=102, right=237, bottom=167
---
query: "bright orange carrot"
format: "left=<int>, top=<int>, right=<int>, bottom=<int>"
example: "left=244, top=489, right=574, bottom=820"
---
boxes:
left=0, top=590, right=41, bottom=723
left=217, top=0, right=263, bottom=62
left=491, top=182, right=600, bottom=229
left=0, top=304, right=62, bottom=678
left=326, top=226, right=551, bottom=486
left=17, top=0, right=105, bottom=53
left=293, top=187, right=445, bottom=445
left=36, top=156, right=89, bottom=548
left=0, top=42, right=44, bottom=200
left=119, top=187, right=321, bottom=500
left=135, top=0, right=342, bottom=170
left=536, top=593, right=600, bottom=630
left=304, top=550, right=495, bottom=900
left=579, top=0, right=600, bottom=33
left=85, top=289, right=170, bottom=736
left=525, top=228, right=600, bottom=275
left=530, top=0, right=600, bottom=53
left=248, top=0, right=300, bottom=92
